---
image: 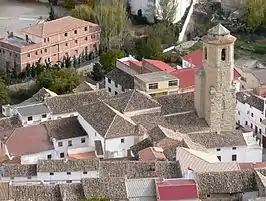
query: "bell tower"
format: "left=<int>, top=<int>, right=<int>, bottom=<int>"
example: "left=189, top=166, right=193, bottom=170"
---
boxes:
left=195, top=24, right=237, bottom=133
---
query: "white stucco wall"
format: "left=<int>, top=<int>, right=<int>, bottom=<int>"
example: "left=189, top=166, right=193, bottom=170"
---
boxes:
left=208, top=144, right=262, bottom=163
left=105, top=136, right=137, bottom=158
left=77, top=114, right=104, bottom=151
left=21, top=150, right=56, bottom=164
left=1, top=176, right=38, bottom=183
left=37, top=171, right=99, bottom=182
left=236, top=100, right=266, bottom=136
left=51, top=112, right=78, bottom=121
left=17, top=110, right=51, bottom=127
left=105, top=77, right=124, bottom=96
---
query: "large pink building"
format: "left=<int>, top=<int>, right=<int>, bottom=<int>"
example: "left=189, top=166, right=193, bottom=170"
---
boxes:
left=0, top=16, right=100, bottom=72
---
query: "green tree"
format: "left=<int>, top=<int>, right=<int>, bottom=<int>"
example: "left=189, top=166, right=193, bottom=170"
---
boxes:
left=48, top=6, right=57, bottom=21
left=100, top=49, right=126, bottom=71
left=137, top=36, right=164, bottom=60
left=91, top=62, right=105, bottom=81
left=71, top=0, right=130, bottom=50
left=243, top=0, right=266, bottom=32
left=61, top=0, right=75, bottom=9
left=37, top=68, right=82, bottom=94
left=0, top=79, right=10, bottom=104
left=70, top=5, right=97, bottom=22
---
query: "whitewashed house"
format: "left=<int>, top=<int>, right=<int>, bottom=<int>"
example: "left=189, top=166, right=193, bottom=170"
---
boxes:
left=236, top=92, right=266, bottom=148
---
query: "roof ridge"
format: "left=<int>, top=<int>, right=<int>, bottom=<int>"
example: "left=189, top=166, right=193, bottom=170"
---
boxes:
left=104, top=114, right=118, bottom=138
left=124, top=90, right=135, bottom=112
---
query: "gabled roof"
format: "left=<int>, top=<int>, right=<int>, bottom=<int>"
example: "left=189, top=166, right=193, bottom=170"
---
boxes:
left=2, top=163, right=37, bottom=177
left=236, top=92, right=264, bottom=112
left=103, top=90, right=161, bottom=114
left=58, top=183, right=85, bottom=201
left=17, top=103, right=50, bottom=117
left=126, top=178, right=156, bottom=200
left=208, top=23, right=230, bottom=36
left=106, top=68, right=134, bottom=89
left=143, top=59, right=176, bottom=73
left=138, top=147, right=166, bottom=161
left=72, top=81, right=96, bottom=93
left=45, top=89, right=109, bottom=115
left=22, top=16, right=99, bottom=38
left=177, top=147, right=240, bottom=174
left=156, top=179, right=199, bottom=200
left=43, top=116, right=87, bottom=140
left=77, top=101, right=140, bottom=139
left=37, top=158, right=99, bottom=172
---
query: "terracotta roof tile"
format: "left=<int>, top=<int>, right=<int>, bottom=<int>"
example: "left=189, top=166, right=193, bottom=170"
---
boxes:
left=143, top=59, right=176, bottom=73
left=22, top=16, right=99, bottom=38
left=138, top=147, right=166, bottom=161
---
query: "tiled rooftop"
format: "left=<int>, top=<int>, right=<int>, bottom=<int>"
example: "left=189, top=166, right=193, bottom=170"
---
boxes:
left=106, top=68, right=134, bottom=89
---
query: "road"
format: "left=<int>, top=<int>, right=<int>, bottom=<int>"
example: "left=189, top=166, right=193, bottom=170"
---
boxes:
left=0, top=0, right=67, bottom=36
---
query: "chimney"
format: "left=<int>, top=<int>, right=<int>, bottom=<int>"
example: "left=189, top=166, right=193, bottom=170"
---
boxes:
left=96, top=82, right=100, bottom=90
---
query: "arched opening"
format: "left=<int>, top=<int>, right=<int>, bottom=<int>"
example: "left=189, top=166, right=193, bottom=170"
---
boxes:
left=204, top=47, right=207, bottom=60
left=221, top=48, right=226, bottom=61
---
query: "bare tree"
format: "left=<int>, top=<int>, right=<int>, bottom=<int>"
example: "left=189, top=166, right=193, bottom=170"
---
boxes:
left=155, top=0, right=178, bottom=23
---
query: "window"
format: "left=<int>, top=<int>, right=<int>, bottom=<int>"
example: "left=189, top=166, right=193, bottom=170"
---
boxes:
left=74, top=30, right=77, bottom=34
left=108, top=78, right=111, bottom=83
left=47, top=154, right=52, bottom=159
left=260, top=118, right=262, bottom=122
left=66, top=180, right=72, bottom=183
left=65, top=33, right=68, bottom=37
left=83, top=171, right=88, bottom=174
left=85, top=37, right=88, bottom=41
left=149, top=83, right=158, bottom=90
left=121, top=138, right=125, bottom=143
left=260, top=129, right=262, bottom=134
left=28, top=116, right=33, bottom=121
left=237, top=120, right=240, bottom=125
left=9, top=52, right=11, bottom=56
left=60, top=152, right=65, bottom=158
left=238, top=111, right=240, bottom=115
left=216, top=148, right=221, bottom=151
left=50, top=172, right=54, bottom=176
left=217, top=156, right=221, bottom=161
left=42, top=114, right=47, bottom=118
left=67, top=172, right=71, bottom=175
left=65, top=42, right=68, bottom=46
left=40, top=50, right=43, bottom=54
left=115, top=83, right=118, bottom=88
left=81, top=138, right=86, bottom=143
left=232, top=147, right=236, bottom=150
left=84, top=27, right=88, bottom=31
left=68, top=140, right=72, bottom=147
left=115, top=91, right=118, bottom=95
left=221, top=48, right=226, bottom=61
left=47, top=38, right=50, bottom=42
left=75, top=49, right=78, bottom=54
left=251, top=123, right=253, bottom=128
left=204, top=47, right=207, bottom=60
left=27, top=176, right=31, bottom=179
left=251, top=113, right=254, bottom=117
left=10, top=177, right=14, bottom=180
left=232, top=154, right=237, bottom=161
left=207, top=195, right=210, bottom=198
left=245, top=121, right=248, bottom=125
left=108, top=87, right=111, bottom=92
left=58, top=141, right=63, bottom=147
left=168, top=80, right=178, bottom=87
left=44, top=38, right=46, bottom=43
left=27, top=53, right=30, bottom=57
left=75, top=40, right=78, bottom=44
left=35, top=51, right=38, bottom=55
left=44, top=48, right=47, bottom=53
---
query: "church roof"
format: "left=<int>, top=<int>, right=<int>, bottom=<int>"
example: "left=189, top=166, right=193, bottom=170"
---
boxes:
left=208, top=23, right=230, bottom=36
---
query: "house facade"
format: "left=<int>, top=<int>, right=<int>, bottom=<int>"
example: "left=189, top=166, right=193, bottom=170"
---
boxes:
left=134, top=71, right=179, bottom=97
left=0, top=16, right=100, bottom=72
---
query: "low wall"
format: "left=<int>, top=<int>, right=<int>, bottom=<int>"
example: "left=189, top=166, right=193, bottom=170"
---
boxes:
left=7, top=80, right=36, bottom=92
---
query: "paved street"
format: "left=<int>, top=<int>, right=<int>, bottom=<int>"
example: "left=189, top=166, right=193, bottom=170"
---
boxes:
left=0, top=0, right=67, bottom=36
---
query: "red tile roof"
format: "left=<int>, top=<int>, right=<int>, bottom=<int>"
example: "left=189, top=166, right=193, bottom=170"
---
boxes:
left=239, top=162, right=266, bottom=170
left=171, top=49, right=241, bottom=89
left=138, top=147, right=166, bottom=161
left=144, top=59, right=176, bottom=73
left=183, top=49, right=203, bottom=67
left=68, top=151, right=96, bottom=159
left=6, top=125, right=53, bottom=157
left=156, top=179, right=199, bottom=200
